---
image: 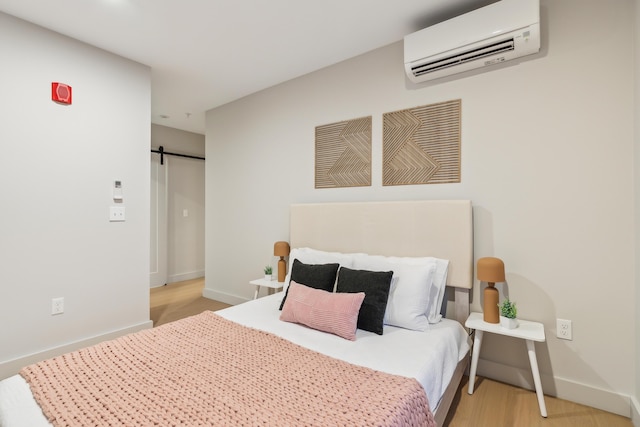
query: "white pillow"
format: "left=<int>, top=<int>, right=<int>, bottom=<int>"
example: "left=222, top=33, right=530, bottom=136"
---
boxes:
left=352, top=254, right=449, bottom=329
left=428, top=257, right=449, bottom=323
left=283, top=248, right=359, bottom=293
left=379, top=255, right=448, bottom=324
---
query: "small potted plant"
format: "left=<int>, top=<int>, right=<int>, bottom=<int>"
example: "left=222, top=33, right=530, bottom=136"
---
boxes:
left=264, top=265, right=273, bottom=281
left=499, top=298, right=518, bottom=329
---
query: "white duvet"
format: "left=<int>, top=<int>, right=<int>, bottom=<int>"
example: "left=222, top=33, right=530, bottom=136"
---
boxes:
left=0, top=293, right=470, bottom=426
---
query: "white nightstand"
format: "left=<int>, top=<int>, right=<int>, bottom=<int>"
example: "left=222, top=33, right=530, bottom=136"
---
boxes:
left=249, top=278, right=284, bottom=300
left=465, top=312, right=547, bottom=418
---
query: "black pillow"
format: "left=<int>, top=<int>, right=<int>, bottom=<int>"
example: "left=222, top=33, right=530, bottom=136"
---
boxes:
left=278, top=259, right=340, bottom=310
left=336, top=267, right=393, bottom=335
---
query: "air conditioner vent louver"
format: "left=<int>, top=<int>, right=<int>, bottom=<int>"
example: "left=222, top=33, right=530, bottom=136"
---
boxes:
left=404, top=0, right=540, bottom=83
left=411, top=38, right=515, bottom=78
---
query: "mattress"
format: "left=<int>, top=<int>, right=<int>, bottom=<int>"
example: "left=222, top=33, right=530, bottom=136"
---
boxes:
left=0, top=293, right=470, bottom=426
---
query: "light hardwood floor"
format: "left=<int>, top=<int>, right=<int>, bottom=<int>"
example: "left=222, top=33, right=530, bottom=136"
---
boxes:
left=150, top=279, right=632, bottom=427
left=150, top=278, right=230, bottom=326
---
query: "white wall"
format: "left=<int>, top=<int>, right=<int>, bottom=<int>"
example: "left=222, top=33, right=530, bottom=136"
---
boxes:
left=634, top=0, right=640, bottom=424
left=0, top=13, right=152, bottom=378
left=151, top=125, right=205, bottom=284
left=205, top=0, right=635, bottom=416
left=152, top=124, right=205, bottom=158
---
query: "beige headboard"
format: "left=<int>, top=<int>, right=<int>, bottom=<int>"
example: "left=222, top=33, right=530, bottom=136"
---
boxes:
left=290, top=200, right=473, bottom=289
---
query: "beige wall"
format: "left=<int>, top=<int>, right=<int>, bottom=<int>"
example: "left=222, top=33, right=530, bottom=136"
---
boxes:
left=151, top=124, right=205, bottom=158
left=0, top=13, right=152, bottom=378
left=205, top=0, right=635, bottom=416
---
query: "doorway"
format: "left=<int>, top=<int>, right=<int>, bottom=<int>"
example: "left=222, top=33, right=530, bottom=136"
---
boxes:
left=149, top=128, right=206, bottom=289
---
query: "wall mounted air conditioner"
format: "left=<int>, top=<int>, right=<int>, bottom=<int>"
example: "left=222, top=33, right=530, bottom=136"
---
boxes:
left=404, top=0, right=540, bottom=83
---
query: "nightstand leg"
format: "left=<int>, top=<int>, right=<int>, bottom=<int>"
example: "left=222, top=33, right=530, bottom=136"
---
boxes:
left=467, top=330, right=483, bottom=394
left=253, top=285, right=260, bottom=300
left=526, top=339, right=547, bottom=417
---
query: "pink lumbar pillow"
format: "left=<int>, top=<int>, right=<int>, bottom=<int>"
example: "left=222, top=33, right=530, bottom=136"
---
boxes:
left=280, top=280, right=365, bottom=341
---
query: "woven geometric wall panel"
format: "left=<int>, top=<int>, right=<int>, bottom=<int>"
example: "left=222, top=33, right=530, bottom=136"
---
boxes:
left=315, top=116, right=372, bottom=189
left=383, top=99, right=461, bottom=186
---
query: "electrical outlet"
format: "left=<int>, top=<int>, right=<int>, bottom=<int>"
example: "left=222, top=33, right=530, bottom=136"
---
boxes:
left=109, top=206, right=126, bottom=222
left=51, top=297, right=64, bottom=315
left=557, top=318, right=572, bottom=340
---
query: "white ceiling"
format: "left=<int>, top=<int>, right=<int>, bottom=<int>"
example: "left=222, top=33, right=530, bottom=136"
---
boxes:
left=0, top=0, right=494, bottom=134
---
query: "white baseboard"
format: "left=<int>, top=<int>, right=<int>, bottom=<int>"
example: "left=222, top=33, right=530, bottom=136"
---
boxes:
left=167, top=270, right=205, bottom=284
left=631, top=395, right=640, bottom=427
left=202, top=288, right=248, bottom=306
left=477, top=358, right=631, bottom=417
left=0, top=320, right=153, bottom=381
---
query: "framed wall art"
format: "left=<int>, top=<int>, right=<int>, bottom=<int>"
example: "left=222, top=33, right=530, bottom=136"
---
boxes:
left=382, top=99, right=461, bottom=186
left=315, top=116, right=372, bottom=189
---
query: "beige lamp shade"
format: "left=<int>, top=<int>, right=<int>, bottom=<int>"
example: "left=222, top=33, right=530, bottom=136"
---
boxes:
left=477, top=257, right=505, bottom=324
left=274, top=241, right=290, bottom=283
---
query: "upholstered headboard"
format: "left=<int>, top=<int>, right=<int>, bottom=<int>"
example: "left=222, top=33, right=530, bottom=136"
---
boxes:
left=289, top=200, right=473, bottom=323
left=290, top=200, right=473, bottom=288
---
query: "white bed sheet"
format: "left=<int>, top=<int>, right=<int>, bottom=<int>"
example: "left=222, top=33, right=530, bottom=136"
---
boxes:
left=220, top=293, right=470, bottom=411
left=0, top=293, right=470, bottom=426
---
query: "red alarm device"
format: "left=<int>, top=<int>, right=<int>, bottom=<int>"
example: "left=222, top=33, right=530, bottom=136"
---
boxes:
left=52, top=82, right=72, bottom=104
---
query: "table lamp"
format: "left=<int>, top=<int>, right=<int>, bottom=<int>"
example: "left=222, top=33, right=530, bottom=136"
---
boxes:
left=477, top=257, right=505, bottom=323
left=274, top=241, right=290, bottom=283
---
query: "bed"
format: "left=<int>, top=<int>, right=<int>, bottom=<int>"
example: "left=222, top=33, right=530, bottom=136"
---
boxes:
left=0, top=200, right=473, bottom=427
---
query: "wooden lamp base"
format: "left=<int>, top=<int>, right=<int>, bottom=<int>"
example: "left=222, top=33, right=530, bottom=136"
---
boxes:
left=277, top=257, right=286, bottom=282
left=483, top=283, right=499, bottom=323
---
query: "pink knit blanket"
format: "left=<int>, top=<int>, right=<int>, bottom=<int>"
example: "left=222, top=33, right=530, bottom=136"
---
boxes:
left=21, top=311, right=435, bottom=426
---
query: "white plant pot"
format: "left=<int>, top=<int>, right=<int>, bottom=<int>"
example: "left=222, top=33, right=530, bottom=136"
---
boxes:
left=264, top=274, right=272, bottom=281
left=500, top=316, right=518, bottom=329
